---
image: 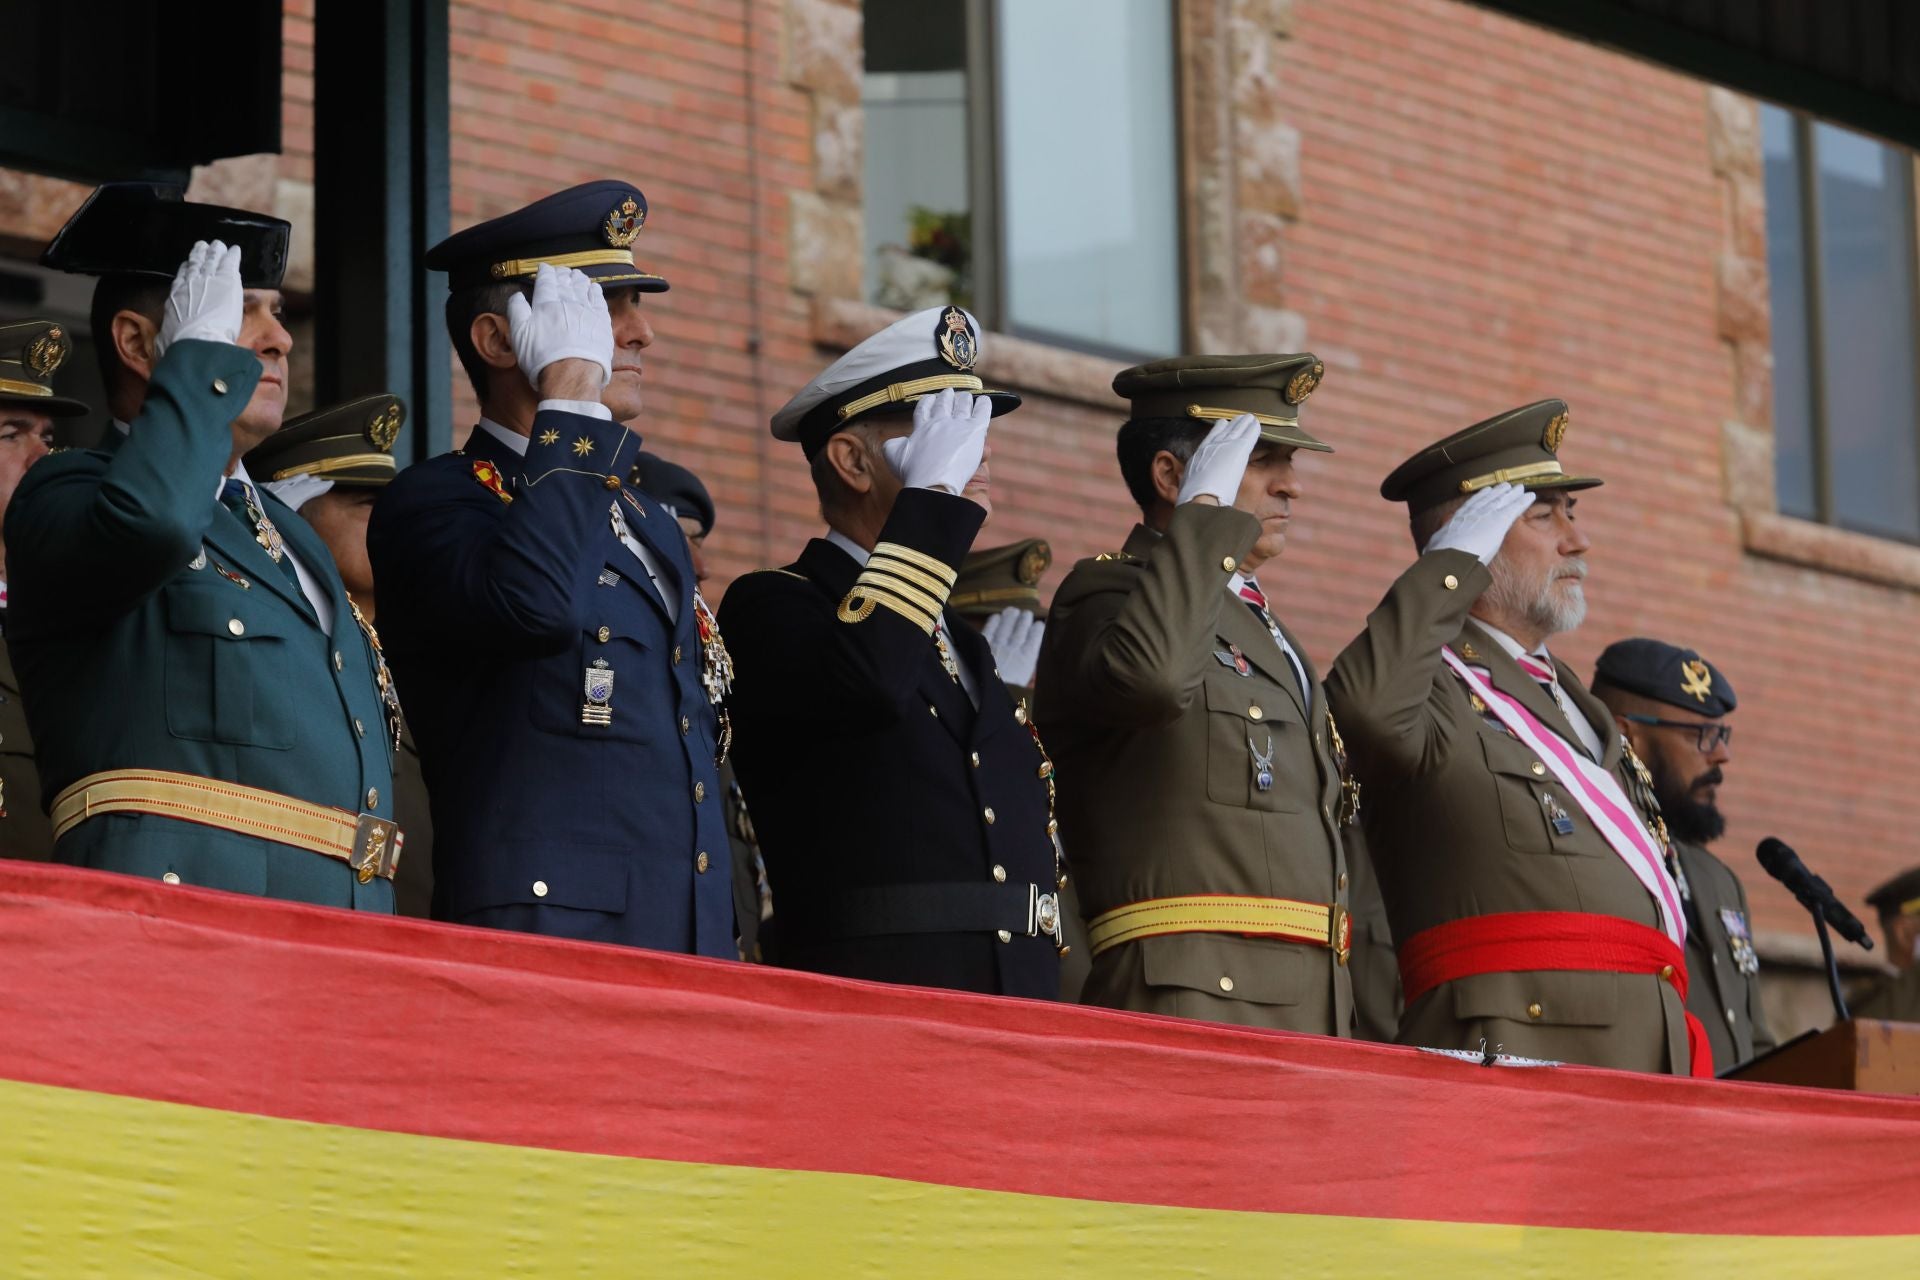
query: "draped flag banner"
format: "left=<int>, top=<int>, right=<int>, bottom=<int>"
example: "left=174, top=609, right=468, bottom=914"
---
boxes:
left=1, top=859, right=1916, bottom=1276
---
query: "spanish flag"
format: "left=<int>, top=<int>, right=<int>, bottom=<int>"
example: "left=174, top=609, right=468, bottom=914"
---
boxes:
left=0, top=861, right=1914, bottom=1275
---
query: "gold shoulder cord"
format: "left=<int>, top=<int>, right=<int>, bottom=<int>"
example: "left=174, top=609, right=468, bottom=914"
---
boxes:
left=1327, top=710, right=1362, bottom=827
left=1620, top=739, right=1673, bottom=855
left=349, top=600, right=405, bottom=752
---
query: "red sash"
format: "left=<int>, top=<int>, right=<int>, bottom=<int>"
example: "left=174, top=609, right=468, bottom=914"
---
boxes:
left=1399, top=911, right=1713, bottom=1078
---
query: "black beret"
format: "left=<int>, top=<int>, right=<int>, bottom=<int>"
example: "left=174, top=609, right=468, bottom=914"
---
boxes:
left=629, top=451, right=714, bottom=536
left=1593, top=638, right=1737, bottom=718
left=42, top=182, right=290, bottom=289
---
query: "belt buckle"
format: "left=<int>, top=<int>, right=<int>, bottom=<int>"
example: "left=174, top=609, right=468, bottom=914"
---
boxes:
left=1330, top=902, right=1352, bottom=966
left=1028, top=884, right=1068, bottom=957
left=351, top=812, right=403, bottom=883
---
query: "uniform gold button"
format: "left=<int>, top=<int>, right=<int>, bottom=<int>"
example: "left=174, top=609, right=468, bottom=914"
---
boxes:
left=1222, top=556, right=1237, bottom=572
left=984, top=807, right=996, bottom=824
left=1443, top=574, right=1459, bottom=590
left=1219, top=976, right=1235, bottom=993
left=672, top=645, right=682, bottom=664
left=603, top=474, right=620, bottom=491
left=366, top=788, right=379, bottom=809
left=1529, top=761, right=1545, bottom=776
left=1248, top=705, right=1264, bottom=721
left=596, top=626, right=611, bottom=642
left=696, top=851, right=710, bottom=873
left=227, top=618, right=245, bottom=636
left=1338, top=872, right=1348, bottom=891
left=970, top=751, right=980, bottom=767
left=333, top=650, right=343, bottom=671
left=211, top=377, right=228, bottom=395
left=1659, top=964, right=1676, bottom=982
left=1526, top=1002, right=1543, bottom=1020
left=532, top=880, right=549, bottom=898
left=681, top=715, right=691, bottom=735
left=1725, top=1008, right=1737, bottom=1025
left=694, top=781, right=706, bottom=802
left=997, top=929, right=1012, bottom=943
left=162, top=871, right=181, bottom=885
left=354, top=718, right=365, bottom=737
left=992, top=864, right=1006, bottom=883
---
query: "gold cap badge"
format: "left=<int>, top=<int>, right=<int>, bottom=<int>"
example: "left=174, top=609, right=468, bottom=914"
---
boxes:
left=366, top=400, right=405, bottom=451
left=603, top=197, right=644, bottom=248
left=1543, top=410, right=1569, bottom=453
left=1283, top=359, right=1324, bottom=406
left=1679, top=659, right=1712, bottom=703
left=937, top=305, right=978, bottom=371
left=24, top=327, right=68, bottom=378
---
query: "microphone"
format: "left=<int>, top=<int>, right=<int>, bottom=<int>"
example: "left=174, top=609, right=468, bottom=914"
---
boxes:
left=1756, top=837, right=1875, bottom=951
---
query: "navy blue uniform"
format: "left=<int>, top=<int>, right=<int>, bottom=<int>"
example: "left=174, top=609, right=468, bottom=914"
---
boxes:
left=367, top=409, right=732, bottom=954
left=719, top=489, right=1061, bottom=997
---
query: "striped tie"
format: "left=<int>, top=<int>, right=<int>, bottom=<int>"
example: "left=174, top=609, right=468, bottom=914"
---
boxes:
left=1238, top=581, right=1268, bottom=611
left=1513, top=653, right=1556, bottom=691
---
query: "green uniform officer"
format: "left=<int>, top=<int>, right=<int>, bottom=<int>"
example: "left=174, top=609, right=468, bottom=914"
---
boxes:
left=1858, top=868, right=1920, bottom=1022
left=0, top=320, right=90, bottom=861
left=1592, top=639, right=1776, bottom=1067
left=247, top=394, right=428, bottom=916
left=5, top=184, right=400, bottom=905
left=1326, top=402, right=1699, bottom=1075
left=1035, top=355, right=1357, bottom=1034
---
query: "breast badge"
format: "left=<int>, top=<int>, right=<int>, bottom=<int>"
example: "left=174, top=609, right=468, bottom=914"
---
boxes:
left=1213, top=643, right=1252, bottom=677
left=1719, top=907, right=1760, bottom=976
left=1541, top=792, right=1576, bottom=837
left=582, top=658, right=615, bottom=726
left=1248, top=732, right=1275, bottom=793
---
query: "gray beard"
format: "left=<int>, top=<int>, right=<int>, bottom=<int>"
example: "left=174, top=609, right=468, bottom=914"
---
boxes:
left=1484, top=555, right=1588, bottom=637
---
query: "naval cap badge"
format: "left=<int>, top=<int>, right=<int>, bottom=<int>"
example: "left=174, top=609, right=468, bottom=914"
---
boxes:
left=936, top=304, right=977, bottom=371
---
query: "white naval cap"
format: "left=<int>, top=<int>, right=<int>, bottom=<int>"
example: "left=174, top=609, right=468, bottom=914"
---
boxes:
left=770, top=304, right=1021, bottom=458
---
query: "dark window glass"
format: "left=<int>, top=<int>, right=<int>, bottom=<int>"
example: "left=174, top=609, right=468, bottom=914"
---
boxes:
left=1762, top=106, right=1818, bottom=521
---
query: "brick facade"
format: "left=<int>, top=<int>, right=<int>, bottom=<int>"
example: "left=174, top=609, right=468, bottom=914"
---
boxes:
left=2, top=0, right=1907, bottom=1026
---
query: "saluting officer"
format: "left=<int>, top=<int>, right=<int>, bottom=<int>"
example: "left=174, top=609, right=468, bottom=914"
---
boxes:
left=1325, top=402, right=1706, bottom=1075
left=0, top=321, right=90, bottom=861
left=949, top=538, right=1052, bottom=702
left=718, top=306, right=1065, bottom=996
left=247, top=394, right=432, bottom=918
left=1592, top=639, right=1776, bottom=1067
left=1034, top=355, right=1356, bottom=1032
left=368, top=182, right=734, bottom=955
left=8, top=184, right=399, bottom=904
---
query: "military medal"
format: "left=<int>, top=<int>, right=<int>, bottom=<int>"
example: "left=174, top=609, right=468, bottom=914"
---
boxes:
left=1248, top=732, right=1276, bottom=793
left=597, top=568, right=620, bottom=587
left=213, top=563, right=251, bottom=590
left=582, top=658, right=615, bottom=726
left=693, top=589, right=734, bottom=764
left=1720, top=907, right=1760, bottom=976
left=932, top=626, right=960, bottom=683
left=348, top=600, right=404, bottom=752
left=237, top=482, right=287, bottom=563
left=1327, top=711, right=1362, bottom=826
left=1541, top=793, right=1576, bottom=837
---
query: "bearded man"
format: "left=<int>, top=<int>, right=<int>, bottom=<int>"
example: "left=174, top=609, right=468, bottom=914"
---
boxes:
left=1592, top=640, right=1775, bottom=1067
left=1326, top=401, right=1707, bottom=1076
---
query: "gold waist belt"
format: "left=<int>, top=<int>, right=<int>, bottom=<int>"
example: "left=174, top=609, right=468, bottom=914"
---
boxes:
left=1086, top=894, right=1350, bottom=964
left=51, top=768, right=403, bottom=884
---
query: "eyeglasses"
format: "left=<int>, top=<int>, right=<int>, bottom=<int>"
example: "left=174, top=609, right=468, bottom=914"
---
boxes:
left=1620, top=714, right=1732, bottom=753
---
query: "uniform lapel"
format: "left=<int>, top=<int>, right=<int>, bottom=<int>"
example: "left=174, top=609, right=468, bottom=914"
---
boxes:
left=199, top=500, right=319, bottom=624
left=1459, top=620, right=1583, bottom=747
left=1215, top=591, right=1308, bottom=718
left=615, top=488, right=689, bottom=633
left=267, top=494, right=354, bottom=636
left=1558, top=667, right=1624, bottom=770
left=1274, top=613, right=1323, bottom=720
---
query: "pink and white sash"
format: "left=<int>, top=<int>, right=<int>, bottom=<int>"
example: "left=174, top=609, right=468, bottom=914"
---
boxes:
left=1442, top=647, right=1685, bottom=946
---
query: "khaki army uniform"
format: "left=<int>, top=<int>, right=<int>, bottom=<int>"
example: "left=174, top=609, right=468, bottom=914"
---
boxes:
left=1678, top=840, right=1775, bottom=1066
left=0, top=634, right=52, bottom=860
left=1326, top=555, right=1689, bottom=1072
left=1037, top=503, right=1353, bottom=1033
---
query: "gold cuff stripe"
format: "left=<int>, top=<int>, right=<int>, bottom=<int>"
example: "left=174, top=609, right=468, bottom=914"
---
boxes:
left=852, top=583, right=938, bottom=633
left=866, top=554, right=954, bottom=603
left=870, top=542, right=958, bottom=587
left=50, top=768, right=401, bottom=880
left=270, top=453, right=397, bottom=482
left=837, top=375, right=984, bottom=422
left=1186, top=404, right=1297, bottom=429
left=490, top=249, right=635, bottom=278
left=856, top=567, right=943, bottom=620
left=1457, top=460, right=1565, bottom=494
left=1086, top=895, right=1344, bottom=959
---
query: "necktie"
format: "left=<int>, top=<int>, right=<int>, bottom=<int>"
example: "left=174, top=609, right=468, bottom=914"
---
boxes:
left=1236, top=581, right=1310, bottom=703
left=1513, top=653, right=1556, bottom=690
left=220, top=479, right=302, bottom=591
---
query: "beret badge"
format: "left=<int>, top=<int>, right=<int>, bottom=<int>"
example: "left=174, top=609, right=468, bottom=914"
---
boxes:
left=1679, top=660, right=1713, bottom=703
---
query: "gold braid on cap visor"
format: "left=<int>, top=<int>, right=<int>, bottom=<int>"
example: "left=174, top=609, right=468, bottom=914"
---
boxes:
left=837, top=375, right=991, bottom=422
left=1457, top=460, right=1565, bottom=494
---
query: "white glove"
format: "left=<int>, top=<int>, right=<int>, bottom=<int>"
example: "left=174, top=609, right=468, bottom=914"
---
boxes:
left=1424, top=482, right=1536, bottom=565
left=154, top=240, right=244, bottom=359
left=506, top=263, right=613, bottom=389
left=980, top=606, right=1045, bottom=689
left=881, top=387, right=993, bottom=497
left=1176, top=413, right=1260, bottom=507
left=262, top=474, right=336, bottom=513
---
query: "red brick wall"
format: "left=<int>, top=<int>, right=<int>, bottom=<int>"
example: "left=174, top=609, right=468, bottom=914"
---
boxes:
left=267, top=0, right=1910, bottom=946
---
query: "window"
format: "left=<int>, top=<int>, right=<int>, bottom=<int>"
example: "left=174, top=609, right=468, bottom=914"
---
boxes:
left=861, top=0, right=1182, bottom=358
left=1762, top=105, right=1920, bottom=543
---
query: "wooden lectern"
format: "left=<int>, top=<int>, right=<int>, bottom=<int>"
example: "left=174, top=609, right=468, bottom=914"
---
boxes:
left=1726, top=1019, right=1920, bottom=1095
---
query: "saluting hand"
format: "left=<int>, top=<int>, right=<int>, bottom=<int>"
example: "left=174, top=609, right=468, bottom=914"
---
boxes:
left=1424, top=481, right=1535, bottom=565
left=507, top=263, right=614, bottom=398
left=980, top=606, right=1046, bottom=689
left=882, top=386, right=994, bottom=501
left=1176, top=413, right=1260, bottom=507
left=154, top=239, right=244, bottom=360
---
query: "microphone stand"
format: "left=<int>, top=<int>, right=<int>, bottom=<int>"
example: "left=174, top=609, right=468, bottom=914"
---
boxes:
left=1812, top=909, right=1850, bottom=1023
